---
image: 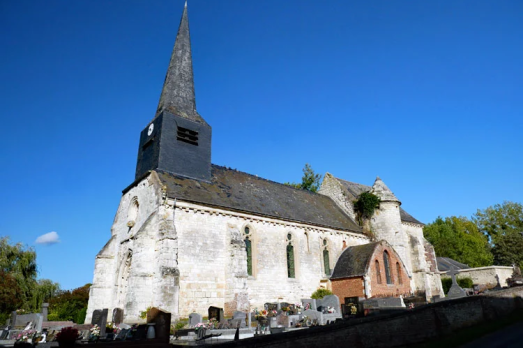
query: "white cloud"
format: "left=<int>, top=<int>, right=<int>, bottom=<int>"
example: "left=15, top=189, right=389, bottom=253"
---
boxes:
left=35, top=231, right=60, bottom=245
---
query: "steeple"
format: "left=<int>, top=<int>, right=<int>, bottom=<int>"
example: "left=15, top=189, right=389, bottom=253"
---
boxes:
left=135, top=3, right=212, bottom=182
left=156, top=2, right=207, bottom=125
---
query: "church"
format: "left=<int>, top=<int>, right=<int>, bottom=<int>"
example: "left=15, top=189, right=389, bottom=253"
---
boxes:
left=85, top=4, right=443, bottom=323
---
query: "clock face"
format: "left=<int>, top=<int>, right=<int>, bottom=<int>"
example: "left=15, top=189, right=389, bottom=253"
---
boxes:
left=147, top=123, right=154, bottom=136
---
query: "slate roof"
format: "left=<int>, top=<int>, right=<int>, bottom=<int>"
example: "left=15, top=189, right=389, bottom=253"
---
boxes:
left=330, top=242, right=379, bottom=279
left=436, top=257, right=470, bottom=272
left=156, top=165, right=362, bottom=232
left=335, top=178, right=423, bottom=225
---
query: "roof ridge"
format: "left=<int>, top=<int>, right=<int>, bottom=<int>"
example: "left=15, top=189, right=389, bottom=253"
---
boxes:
left=210, top=164, right=325, bottom=197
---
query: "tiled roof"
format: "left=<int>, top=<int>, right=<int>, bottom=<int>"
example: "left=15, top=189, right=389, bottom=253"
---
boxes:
left=157, top=165, right=362, bottom=232
left=436, top=257, right=470, bottom=272
left=330, top=242, right=379, bottom=279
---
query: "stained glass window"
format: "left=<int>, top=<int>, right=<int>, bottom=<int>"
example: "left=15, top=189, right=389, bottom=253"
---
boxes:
left=245, top=238, right=252, bottom=276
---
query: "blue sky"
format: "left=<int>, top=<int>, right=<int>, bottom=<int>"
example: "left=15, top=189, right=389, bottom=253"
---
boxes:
left=1, top=0, right=521, bottom=290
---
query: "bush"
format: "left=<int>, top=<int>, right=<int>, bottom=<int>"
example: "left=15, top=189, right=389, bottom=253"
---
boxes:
left=311, top=288, right=333, bottom=299
left=442, top=277, right=474, bottom=294
left=75, top=307, right=87, bottom=324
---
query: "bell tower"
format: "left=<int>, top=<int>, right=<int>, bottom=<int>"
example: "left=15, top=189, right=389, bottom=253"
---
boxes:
left=135, top=2, right=212, bottom=182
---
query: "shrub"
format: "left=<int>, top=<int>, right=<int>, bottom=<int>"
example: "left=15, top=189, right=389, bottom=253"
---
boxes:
left=311, top=288, right=333, bottom=299
left=56, top=327, right=80, bottom=342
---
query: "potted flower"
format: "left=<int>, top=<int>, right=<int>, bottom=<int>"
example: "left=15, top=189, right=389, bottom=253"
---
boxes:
left=89, top=324, right=100, bottom=341
left=56, top=327, right=80, bottom=348
left=15, top=329, right=36, bottom=346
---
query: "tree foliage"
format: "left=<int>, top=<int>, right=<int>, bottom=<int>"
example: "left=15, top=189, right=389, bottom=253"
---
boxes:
left=473, top=201, right=523, bottom=268
left=354, top=192, right=381, bottom=224
left=423, top=216, right=493, bottom=267
left=48, top=284, right=91, bottom=323
left=0, top=237, right=38, bottom=311
left=284, top=163, right=322, bottom=193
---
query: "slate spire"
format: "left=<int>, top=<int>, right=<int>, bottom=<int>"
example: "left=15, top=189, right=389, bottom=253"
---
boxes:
left=156, top=2, right=207, bottom=124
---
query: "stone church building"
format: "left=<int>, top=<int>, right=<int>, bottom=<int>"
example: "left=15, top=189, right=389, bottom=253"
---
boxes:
left=85, top=4, right=443, bottom=323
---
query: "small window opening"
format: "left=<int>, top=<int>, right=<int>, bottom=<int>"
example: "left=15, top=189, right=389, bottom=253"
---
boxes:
left=177, top=126, right=199, bottom=146
left=375, top=260, right=382, bottom=284
left=384, top=251, right=393, bottom=284
left=396, top=262, right=402, bottom=285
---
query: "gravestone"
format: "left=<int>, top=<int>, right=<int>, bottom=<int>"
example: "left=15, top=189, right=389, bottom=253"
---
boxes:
left=317, top=295, right=340, bottom=313
left=91, top=309, right=108, bottom=337
left=112, top=308, right=124, bottom=325
left=42, top=303, right=49, bottom=322
left=264, top=303, right=278, bottom=311
left=114, top=328, right=129, bottom=340
left=146, top=307, right=171, bottom=344
left=208, top=306, right=224, bottom=322
left=133, top=324, right=148, bottom=340
left=232, top=311, right=246, bottom=328
left=188, top=313, right=202, bottom=327
left=301, top=299, right=317, bottom=311
left=446, top=267, right=467, bottom=299
left=362, top=297, right=405, bottom=309
left=302, top=309, right=324, bottom=325
left=10, top=311, right=16, bottom=329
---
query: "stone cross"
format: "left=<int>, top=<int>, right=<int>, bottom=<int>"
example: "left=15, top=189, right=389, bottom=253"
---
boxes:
left=446, top=266, right=466, bottom=299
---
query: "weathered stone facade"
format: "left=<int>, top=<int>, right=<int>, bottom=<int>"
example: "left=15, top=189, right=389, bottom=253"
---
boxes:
left=86, top=3, right=443, bottom=324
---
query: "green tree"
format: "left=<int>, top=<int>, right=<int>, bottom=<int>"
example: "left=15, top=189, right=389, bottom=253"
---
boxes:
left=473, top=201, right=523, bottom=268
left=0, top=237, right=38, bottom=311
left=0, top=271, right=24, bottom=324
left=29, top=279, right=60, bottom=313
left=423, top=216, right=493, bottom=267
left=48, top=283, right=90, bottom=323
left=284, top=163, right=322, bottom=193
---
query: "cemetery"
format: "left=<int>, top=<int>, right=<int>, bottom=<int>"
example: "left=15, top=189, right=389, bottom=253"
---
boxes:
left=1, top=263, right=523, bottom=348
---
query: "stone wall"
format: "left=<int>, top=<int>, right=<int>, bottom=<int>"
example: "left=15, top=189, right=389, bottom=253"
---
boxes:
left=213, top=287, right=523, bottom=348
left=318, top=173, right=356, bottom=220
left=441, top=266, right=514, bottom=288
left=174, top=201, right=369, bottom=317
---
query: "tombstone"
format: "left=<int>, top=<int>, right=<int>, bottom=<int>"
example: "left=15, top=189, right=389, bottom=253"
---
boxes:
left=41, top=303, right=49, bottom=322
left=133, top=324, right=148, bottom=340
left=232, top=311, right=246, bottom=328
left=0, top=329, right=9, bottom=340
left=114, top=328, right=130, bottom=341
left=446, top=267, right=467, bottom=299
left=112, top=308, right=124, bottom=325
left=146, top=307, right=171, bottom=344
left=301, top=299, right=317, bottom=311
left=264, top=303, right=278, bottom=311
left=362, top=297, right=405, bottom=309
left=208, top=306, right=224, bottom=322
left=302, top=309, right=324, bottom=325
left=91, top=308, right=108, bottom=337
left=10, top=311, right=17, bottom=329
left=188, top=313, right=202, bottom=328
left=217, top=319, right=230, bottom=330
left=317, top=295, right=340, bottom=313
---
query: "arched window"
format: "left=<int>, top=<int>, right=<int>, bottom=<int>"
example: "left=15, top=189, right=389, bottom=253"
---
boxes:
left=127, top=197, right=139, bottom=228
left=304, top=232, right=310, bottom=252
left=322, top=238, right=330, bottom=276
left=244, top=226, right=253, bottom=276
left=286, top=233, right=295, bottom=278
left=383, top=251, right=393, bottom=284
left=375, top=260, right=382, bottom=284
left=396, top=262, right=402, bottom=285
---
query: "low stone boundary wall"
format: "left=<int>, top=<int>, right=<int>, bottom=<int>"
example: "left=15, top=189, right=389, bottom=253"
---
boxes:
left=203, top=287, right=523, bottom=348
